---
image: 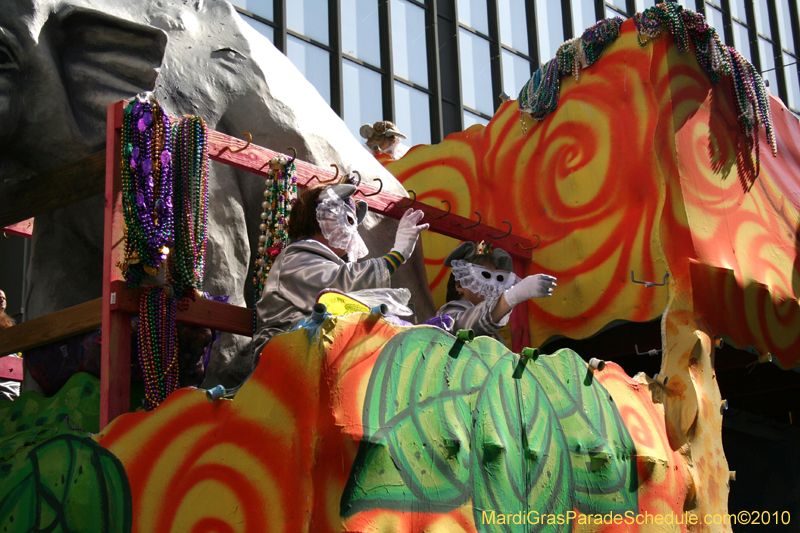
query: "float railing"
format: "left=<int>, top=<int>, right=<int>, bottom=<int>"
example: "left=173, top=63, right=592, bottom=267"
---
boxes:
left=0, top=100, right=535, bottom=428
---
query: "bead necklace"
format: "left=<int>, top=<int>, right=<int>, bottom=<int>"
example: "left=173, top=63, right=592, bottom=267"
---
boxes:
left=633, top=2, right=776, bottom=161
left=518, top=17, right=623, bottom=121
left=120, top=100, right=174, bottom=287
left=138, top=286, right=179, bottom=411
left=253, top=153, right=297, bottom=293
left=518, top=3, right=777, bottom=164
left=167, top=115, right=210, bottom=301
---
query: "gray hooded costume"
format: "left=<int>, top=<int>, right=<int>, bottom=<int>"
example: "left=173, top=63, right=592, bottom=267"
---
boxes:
left=435, top=241, right=515, bottom=340
left=253, top=239, right=390, bottom=355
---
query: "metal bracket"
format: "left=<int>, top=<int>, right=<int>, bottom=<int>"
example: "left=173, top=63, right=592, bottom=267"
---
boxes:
left=631, top=271, right=669, bottom=287
left=635, top=344, right=662, bottom=356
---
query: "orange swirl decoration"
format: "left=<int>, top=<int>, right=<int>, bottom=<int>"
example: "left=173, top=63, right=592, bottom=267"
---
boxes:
left=388, top=21, right=671, bottom=344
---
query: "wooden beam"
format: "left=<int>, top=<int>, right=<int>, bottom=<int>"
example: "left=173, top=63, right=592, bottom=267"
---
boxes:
left=0, top=299, right=102, bottom=355
left=109, top=281, right=254, bottom=336
left=0, top=151, right=106, bottom=228
left=101, top=101, right=130, bottom=429
left=0, top=355, right=22, bottom=381
left=510, top=257, right=531, bottom=352
left=2, top=218, right=33, bottom=238
left=205, top=130, right=534, bottom=261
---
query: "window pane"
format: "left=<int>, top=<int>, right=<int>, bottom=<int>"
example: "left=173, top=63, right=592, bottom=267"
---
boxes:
left=778, top=0, right=795, bottom=54
left=392, top=0, right=429, bottom=87
left=606, top=6, right=626, bottom=19
left=729, top=0, right=746, bottom=22
left=784, top=52, right=800, bottom=110
left=287, top=0, right=329, bottom=44
left=502, top=50, right=531, bottom=97
left=459, top=28, right=494, bottom=115
left=705, top=5, right=726, bottom=43
left=287, top=36, right=331, bottom=104
left=342, top=60, right=383, bottom=140
left=463, top=109, right=490, bottom=128
left=572, top=0, right=598, bottom=37
left=634, top=0, right=658, bottom=12
left=606, top=0, right=628, bottom=14
left=759, top=37, right=775, bottom=92
left=394, top=81, right=432, bottom=146
left=342, top=0, right=381, bottom=67
left=498, top=0, right=529, bottom=54
left=536, top=0, right=564, bottom=62
left=245, top=17, right=275, bottom=44
left=458, top=0, right=489, bottom=35
left=733, top=21, right=752, bottom=62
left=230, top=0, right=273, bottom=21
left=753, top=2, right=770, bottom=37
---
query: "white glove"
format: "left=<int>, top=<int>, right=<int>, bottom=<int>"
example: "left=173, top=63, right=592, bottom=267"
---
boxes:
left=503, top=274, right=557, bottom=308
left=392, top=208, right=429, bottom=262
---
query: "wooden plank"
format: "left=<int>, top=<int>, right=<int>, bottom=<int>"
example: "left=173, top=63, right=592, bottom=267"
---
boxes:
left=101, top=101, right=130, bottom=429
left=0, top=299, right=102, bottom=355
left=0, top=355, right=23, bottom=381
left=110, top=281, right=254, bottom=336
left=2, top=218, right=33, bottom=238
left=510, top=257, right=531, bottom=352
left=0, top=151, right=106, bottom=228
left=205, top=130, right=534, bottom=261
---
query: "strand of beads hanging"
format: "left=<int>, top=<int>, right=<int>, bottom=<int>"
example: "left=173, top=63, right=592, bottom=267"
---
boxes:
left=137, top=286, right=179, bottom=411
left=518, top=16, right=622, bottom=121
left=633, top=2, right=776, bottom=161
left=167, top=115, right=210, bottom=302
left=120, top=100, right=174, bottom=287
left=253, top=153, right=298, bottom=293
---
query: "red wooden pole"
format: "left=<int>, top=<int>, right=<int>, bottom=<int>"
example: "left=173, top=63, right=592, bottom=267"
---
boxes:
left=100, top=101, right=131, bottom=429
left=510, top=257, right=531, bottom=353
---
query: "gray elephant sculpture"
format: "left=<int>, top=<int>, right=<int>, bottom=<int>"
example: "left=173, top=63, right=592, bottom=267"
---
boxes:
left=0, top=0, right=435, bottom=389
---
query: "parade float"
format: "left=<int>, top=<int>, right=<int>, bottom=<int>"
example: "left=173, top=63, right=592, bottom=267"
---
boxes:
left=1, top=3, right=799, bottom=532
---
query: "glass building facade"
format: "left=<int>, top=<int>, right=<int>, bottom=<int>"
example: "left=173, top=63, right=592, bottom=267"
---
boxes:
left=230, top=0, right=800, bottom=145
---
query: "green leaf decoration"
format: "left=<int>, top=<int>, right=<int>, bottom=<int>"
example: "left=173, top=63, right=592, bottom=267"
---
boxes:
left=0, top=435, right=132, bottom=533
left=341, top=327, right=507, bottom=515
left=470, top=346, right=573, bottom=533
left=529, top=348, right=638, bottom=514
left=341, top=329, right=638, bottom=526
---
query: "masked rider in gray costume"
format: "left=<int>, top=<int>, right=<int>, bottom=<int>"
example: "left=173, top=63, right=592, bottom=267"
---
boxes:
left=254, top=184, right=428, bottom=356
left=437, top=241, right=558, bottom=340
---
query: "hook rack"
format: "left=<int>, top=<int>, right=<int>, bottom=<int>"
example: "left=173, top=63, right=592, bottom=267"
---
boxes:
left=348, top=170, right=362, bottom=187
left=228, top=132, right=252, bottom=153
left=385, top=190, right=416, bottom=210
left=517, top=234, right=540, bottom=250
left=356, top=178, right=383, bottom=197
left=487, top=220, right=512, bottom=239
left=431, top=200, right=451, bottom=219
left=635, top=344, right=662, bottom=356
left=631, top=271, right=669, bottom=287
left=458, top=211, right=482, bottom=229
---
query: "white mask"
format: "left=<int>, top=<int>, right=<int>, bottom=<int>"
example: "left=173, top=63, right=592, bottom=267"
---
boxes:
left=451, top=259, right=519, bottom=299
left=316, top=188, right=368, bottom=261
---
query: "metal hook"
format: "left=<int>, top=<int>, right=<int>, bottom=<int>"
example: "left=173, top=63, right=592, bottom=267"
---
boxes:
left=635, top=344, right=662, bottom=356
left=432, top=200, right=451, bottom=219
left=458, top=211, right=482, bottom=229
left=349, top=170, right=362, bottom=187
left=356, top=178, right=383, bottom=197
left=287, top=147, right=297, bottom=164
left=229, top=132, right=252, bottom=153
left=631, top=271, right=670, bottom=287
left=386, top=190, right=417, bottom=210
left=487, top=220, right=512, bottom=239
left=330, top=164, right=340, bottom=183
left=308, top=173, right=338, bottom=185
left=517, top=234, right=541, bottom=250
